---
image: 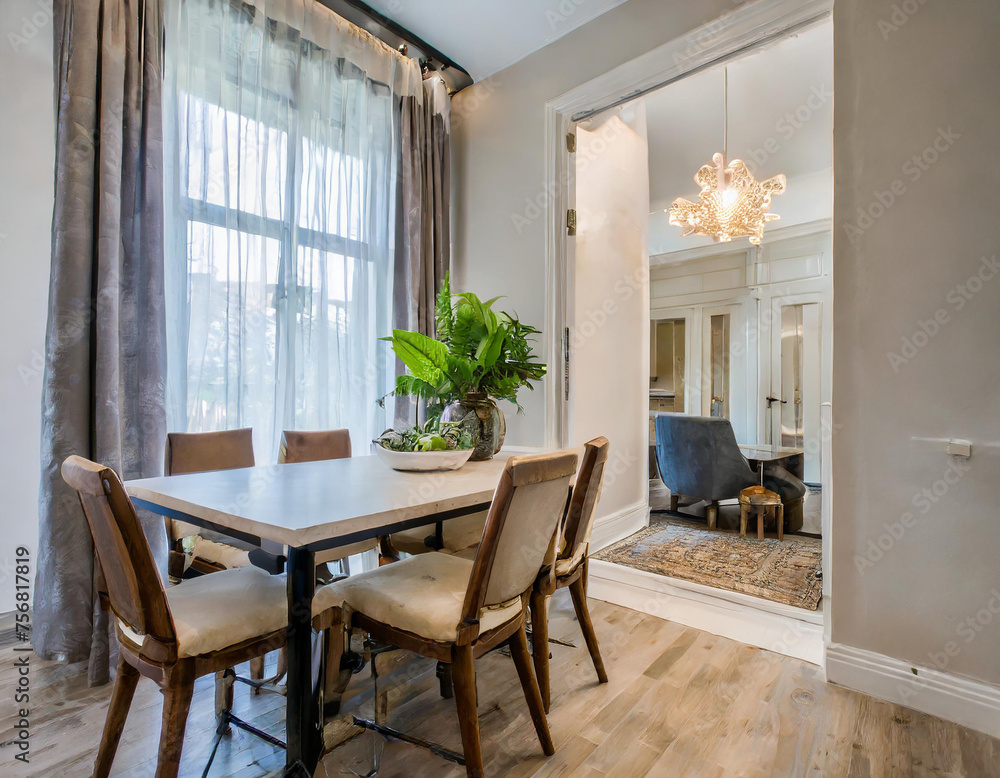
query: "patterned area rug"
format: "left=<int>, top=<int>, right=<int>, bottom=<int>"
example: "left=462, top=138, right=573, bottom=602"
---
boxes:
left=595, top=517, right=823, bottom=610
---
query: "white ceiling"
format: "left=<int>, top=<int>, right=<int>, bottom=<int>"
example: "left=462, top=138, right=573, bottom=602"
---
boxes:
left=645, top=21, right=833, bottom=211
left=363, top=0, right=628, bottom=82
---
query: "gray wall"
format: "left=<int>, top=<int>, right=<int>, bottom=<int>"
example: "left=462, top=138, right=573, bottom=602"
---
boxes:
left=0, top=1, right=55, bottom=613
left=451, top=0, right=734, bottom=446
left=832, top=0, right=1000, bottom=685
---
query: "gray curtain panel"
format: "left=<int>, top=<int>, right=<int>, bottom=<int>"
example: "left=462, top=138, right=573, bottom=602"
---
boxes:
left=35, top=0, right=167, bottom=686
left=393, top=78, right=451, bottom=427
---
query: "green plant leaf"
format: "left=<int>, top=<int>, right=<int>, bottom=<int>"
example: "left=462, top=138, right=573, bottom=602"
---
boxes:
left=389, top=330, right=450, bottom=384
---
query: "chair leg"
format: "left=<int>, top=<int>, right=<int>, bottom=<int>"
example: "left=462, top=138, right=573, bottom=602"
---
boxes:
left=740, top=503, right=749, bottom=537
left=529, top=589, right=551, bottom=713
left=323, top=622, right=350, bottom=718
left=451, top=644, right=484, bottom=778
left=509, top=621, right=555, bottom=756
left=436, top=661, right=454, bottom=699
left=214, top=669, right=234, bottom=734
left=249, top=656, right=265, bottom=695
left=93, top=655, right=140, bottom=778
left=569, top=569, right=608, bottom=685
left=156, top=678, right=194, bottom=778
left=706, top=500, right=719, bottom=530
left=669, top=493, right=679, bottom=512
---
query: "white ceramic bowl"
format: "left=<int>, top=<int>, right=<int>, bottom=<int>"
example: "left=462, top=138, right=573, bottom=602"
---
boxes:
left=373, top=444, right=474, bottom=472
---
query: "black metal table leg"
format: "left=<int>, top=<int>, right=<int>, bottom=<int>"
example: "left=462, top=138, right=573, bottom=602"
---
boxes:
left=286, top=546, right=321, bottom=774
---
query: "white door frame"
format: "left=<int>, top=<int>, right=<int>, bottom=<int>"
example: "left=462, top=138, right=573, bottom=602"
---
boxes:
left=541, top=0, right=836, bottom=654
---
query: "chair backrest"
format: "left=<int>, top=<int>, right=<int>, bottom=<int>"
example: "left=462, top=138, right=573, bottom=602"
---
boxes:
left=164, top=428, right=255, bottom=475
left=653, top=413, right=755, bottom=499
left=278, top=429, right=351, bottom=464
left=558, top=437, right=610, bottom=567
left=62, top=456, right=175, bottom=646
left=463, top=451, right=578, bottom=626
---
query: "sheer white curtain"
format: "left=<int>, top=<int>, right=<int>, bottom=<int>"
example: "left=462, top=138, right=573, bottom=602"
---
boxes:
left=164, top=0, right=422, bottom=458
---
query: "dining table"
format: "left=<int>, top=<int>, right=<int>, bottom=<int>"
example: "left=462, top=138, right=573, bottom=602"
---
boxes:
left=125, top=447, right=543, bottom=775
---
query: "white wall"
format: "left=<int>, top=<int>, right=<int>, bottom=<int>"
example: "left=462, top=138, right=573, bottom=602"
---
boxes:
left=451, top=0, right=736, bottom=448
left=831, top=0, right=1000, bottom=687
left=0, top=1, right=54, bottom=613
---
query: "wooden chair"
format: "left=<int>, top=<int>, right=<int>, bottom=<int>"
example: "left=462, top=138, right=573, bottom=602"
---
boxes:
left=61, top=456, right=322, bottom=778
left=318, top=450, right=579, bottom=777
left=164, top=428, right=257, bottom=579
left=530, top=437, right=610, bottom=712
left=279, top=429, right=376, bottom=578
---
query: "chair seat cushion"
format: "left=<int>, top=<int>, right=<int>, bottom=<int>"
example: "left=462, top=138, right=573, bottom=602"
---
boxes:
left=314, top=552, right=521, bottom=642
left=391, top=511, right=488, bottom=556
left=118, top=567, right=288, bottom=658
left=188, top=536, right=253, bottom=569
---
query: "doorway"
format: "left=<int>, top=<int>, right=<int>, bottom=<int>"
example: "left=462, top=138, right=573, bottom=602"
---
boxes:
left=545, top=2, right=834, bottom=659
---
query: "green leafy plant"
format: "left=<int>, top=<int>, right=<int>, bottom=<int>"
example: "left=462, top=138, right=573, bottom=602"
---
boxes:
left=374, top=418, right=474, bottom=452
left=380, top=273, right=547, bottom=412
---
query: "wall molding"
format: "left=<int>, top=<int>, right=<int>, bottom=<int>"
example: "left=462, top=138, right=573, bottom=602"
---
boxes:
left=826, top=643, right=1000, bottom=739
left=588, top=558, right=824, bottom=665
left=590, top=501, right=649, bottom=552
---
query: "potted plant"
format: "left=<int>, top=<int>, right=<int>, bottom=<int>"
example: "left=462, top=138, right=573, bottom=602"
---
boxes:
left=380, top=274, right=547, bottom=460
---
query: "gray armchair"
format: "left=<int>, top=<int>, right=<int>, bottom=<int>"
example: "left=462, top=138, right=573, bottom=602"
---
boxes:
left=653, top=413, right=806, bottom=532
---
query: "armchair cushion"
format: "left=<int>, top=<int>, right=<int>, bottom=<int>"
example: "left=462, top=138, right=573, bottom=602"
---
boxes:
left=314, top=552, right=521, bottom=642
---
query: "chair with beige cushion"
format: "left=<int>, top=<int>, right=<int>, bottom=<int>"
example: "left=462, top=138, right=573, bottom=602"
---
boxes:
left=279, top=429, right=375, bottom=577
left=319, top=450, right=579, bottom=777
left=61, top=455, right=346, bottom=778
left=530, top=437, right=610, bottom=712
left=164, top=428, right=257, bottom=579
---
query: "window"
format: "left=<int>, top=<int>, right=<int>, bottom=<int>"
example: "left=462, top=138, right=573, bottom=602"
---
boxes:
left=165, top=0, right=399, bottom=457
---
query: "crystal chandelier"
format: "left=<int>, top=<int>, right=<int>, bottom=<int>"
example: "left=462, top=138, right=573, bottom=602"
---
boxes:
left=668, top=67, right=786, bottom=245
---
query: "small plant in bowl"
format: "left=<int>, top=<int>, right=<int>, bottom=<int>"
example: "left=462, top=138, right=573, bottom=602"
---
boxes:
left=373, top=420, right=475, bottom=472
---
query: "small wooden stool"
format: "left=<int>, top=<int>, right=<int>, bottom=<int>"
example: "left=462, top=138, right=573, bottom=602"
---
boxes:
left=739, top=486, right=784, bottom=541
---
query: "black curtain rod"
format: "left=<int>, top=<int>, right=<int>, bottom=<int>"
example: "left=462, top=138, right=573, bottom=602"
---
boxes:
left=314, top=0, right=473, bottom=92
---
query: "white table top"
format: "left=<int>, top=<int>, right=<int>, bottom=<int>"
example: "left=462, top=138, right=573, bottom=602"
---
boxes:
left=126, top=448, right=545, bottom=549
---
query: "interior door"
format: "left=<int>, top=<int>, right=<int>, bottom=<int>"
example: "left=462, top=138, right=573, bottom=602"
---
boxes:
left=769, top=300, right=822, bottom=483
left=571, top=102, right=650, bottom=518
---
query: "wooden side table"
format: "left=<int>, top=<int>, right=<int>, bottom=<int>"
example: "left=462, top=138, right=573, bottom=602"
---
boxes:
left=739, top=486, right=784, bottom=541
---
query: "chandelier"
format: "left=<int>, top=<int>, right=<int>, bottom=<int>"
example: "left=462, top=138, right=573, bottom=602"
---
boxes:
left=668, top=67, right=786, bottom=245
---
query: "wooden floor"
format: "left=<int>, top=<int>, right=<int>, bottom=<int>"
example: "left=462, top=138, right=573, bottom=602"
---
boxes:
left=2, top=591, right=998, bottom=777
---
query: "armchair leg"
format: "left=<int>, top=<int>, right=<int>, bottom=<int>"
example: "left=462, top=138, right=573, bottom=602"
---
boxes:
left=529, top=589, right=551, bottom=712
left=706, top=501, right=719, bottom=530
left=508, top=622, right=555, bottom=756
left=94, top=655, right=140, bottom=778
left=452, top=644, right=484, bottom=778
left=669, top=494, right=679, bottom=512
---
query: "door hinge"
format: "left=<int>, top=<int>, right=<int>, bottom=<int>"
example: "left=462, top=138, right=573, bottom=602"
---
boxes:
left=566, top=132, right=576, bottom=153
left=566, top=209, right=577, bottom=236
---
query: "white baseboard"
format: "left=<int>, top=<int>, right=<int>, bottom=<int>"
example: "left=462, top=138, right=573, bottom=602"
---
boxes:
left=825, top=643, right=1000, bottom=739
left=587, top=558, right=825, bottom=665
left=590, top=501, right=649, bottom=552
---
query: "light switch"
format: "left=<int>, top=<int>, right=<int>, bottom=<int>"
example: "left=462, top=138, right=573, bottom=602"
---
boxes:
left=946, top=439, right=972, bottom=458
